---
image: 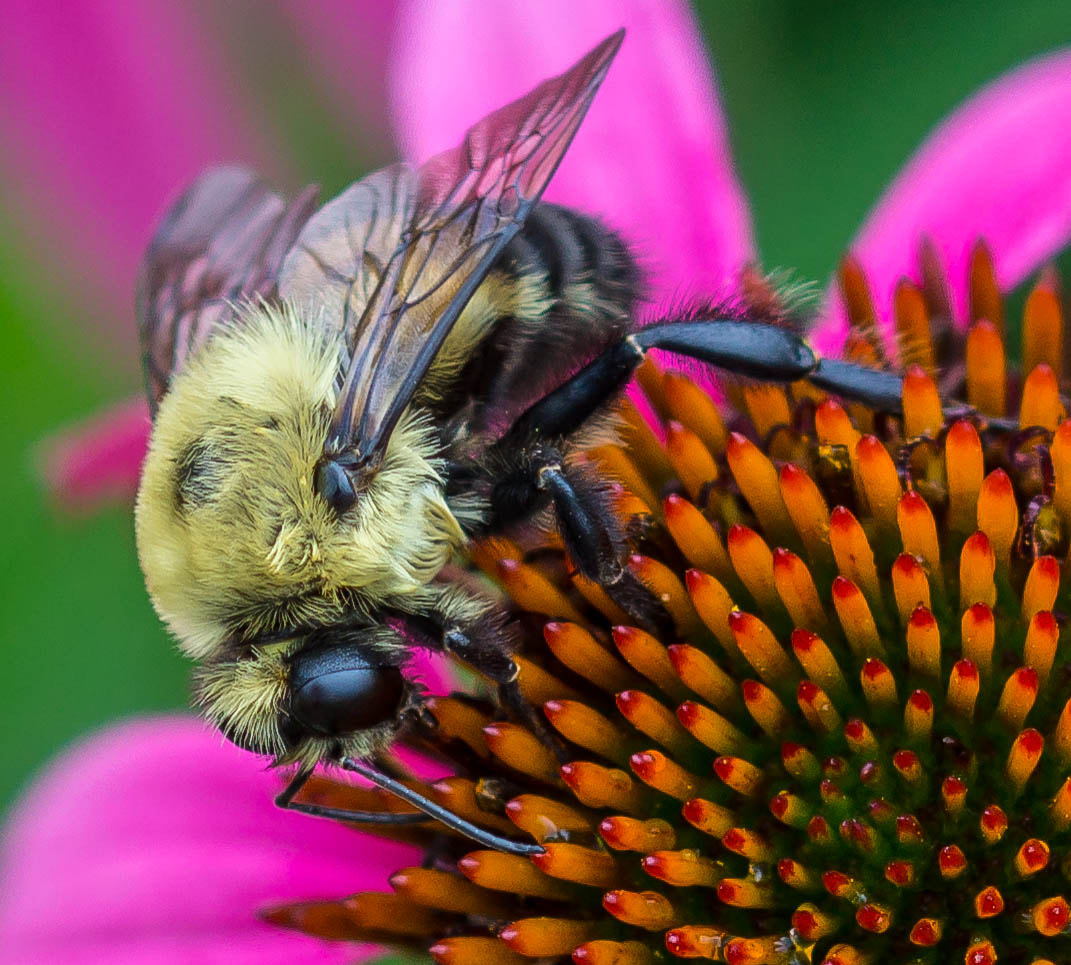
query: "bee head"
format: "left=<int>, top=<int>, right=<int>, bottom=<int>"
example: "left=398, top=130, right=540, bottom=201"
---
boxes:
left=194, top=625, right=413, bottom=764
left=284, top=629, right=406, bottom=743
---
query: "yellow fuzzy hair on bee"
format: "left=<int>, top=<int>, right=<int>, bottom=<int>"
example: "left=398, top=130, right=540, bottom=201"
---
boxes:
left=135, top=300, right=465, bottom=661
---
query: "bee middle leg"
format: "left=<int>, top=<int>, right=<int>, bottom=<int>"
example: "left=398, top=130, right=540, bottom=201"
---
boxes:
left=533, top=458, right=676, bottom=637
left=472, top=442, right=674, bottom=637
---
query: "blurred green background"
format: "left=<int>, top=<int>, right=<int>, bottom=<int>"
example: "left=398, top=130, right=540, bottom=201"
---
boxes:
left=2, top=0, right=1071, bottom=813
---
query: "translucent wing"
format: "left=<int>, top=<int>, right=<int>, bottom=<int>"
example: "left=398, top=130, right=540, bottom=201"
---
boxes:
left=279, top=30, right=624, bottom=464
left=137, top=166, right=319, bottom=414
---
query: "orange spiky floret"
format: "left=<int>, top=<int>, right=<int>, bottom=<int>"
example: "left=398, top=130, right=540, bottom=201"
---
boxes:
left=265, top=245, right=1071, bottom=963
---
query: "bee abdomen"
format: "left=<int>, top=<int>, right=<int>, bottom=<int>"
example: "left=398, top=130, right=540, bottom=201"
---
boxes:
left=503, top=203, right=638, bottom=319
left=440, top=204, right=640, bottom=436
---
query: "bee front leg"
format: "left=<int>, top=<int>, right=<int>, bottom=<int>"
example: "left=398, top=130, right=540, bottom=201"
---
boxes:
left=386, top=608, right=570, bottom=762
left=385, top=609, right=519, bottom=686
left=440, top=622, right=564, bottom=750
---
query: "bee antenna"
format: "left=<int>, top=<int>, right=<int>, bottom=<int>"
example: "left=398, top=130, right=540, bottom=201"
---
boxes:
left=341, top=757, right=544, bottom=856
left=275, top=759, right=544, bottom=856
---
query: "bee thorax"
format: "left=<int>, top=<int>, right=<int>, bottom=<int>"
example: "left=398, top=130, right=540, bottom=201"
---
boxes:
left=135, top=301, right=461, bottom=661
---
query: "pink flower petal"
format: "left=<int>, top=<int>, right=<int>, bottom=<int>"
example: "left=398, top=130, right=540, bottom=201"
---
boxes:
left=39, top=397, right=150, bottom=509
left=271, top=0, right=399, bottom=155
left=391, top=0, right=755, bottom=307
left=821, top=48, right=1071, bottom=353
left=0, top=716, right=413, bottom=964
left=0, top=3, right=283, bottom=348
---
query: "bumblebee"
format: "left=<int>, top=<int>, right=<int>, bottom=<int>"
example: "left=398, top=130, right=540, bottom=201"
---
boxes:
left=135, top=31, right=903, bottom=853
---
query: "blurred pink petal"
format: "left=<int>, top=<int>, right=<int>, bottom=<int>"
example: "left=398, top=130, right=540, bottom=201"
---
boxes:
left=272, top=0, right=399, bottom=151
left=820, top=48, right=1071, bottom=353
left=391, top=0, right=755, bottom=307
left=0, top=2, right=282, bottom=349
left=40, top=397, right=149, bottom=509
left=0, top=716, right=413, bottom=965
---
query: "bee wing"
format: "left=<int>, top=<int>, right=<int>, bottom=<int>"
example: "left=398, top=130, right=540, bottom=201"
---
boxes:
left=278, top=30, right=624, bottom=463
left=136, top=166, right=319, bottom=414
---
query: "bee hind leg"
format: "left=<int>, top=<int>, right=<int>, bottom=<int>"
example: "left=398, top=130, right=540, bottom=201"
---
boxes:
left=501, top=318, right=904, bottom=451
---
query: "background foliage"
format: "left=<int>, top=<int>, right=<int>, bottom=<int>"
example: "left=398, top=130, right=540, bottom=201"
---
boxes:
left=2, top=1, right=1071, bottom=811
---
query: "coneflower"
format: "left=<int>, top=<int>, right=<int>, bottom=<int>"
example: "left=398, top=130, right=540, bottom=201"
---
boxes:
left=9, top=8, right=1071, bottom=964
left=263, top=246, right=1071, bottom=964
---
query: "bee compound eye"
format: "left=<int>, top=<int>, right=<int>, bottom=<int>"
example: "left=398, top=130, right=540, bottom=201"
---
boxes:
left=314, top=459, right=356, bottom=515
left=288, top=644, right=405, bottom=737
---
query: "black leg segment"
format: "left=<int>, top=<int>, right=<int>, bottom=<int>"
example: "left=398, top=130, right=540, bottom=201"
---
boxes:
left=809, top=358, right=904, bottom=415
left=633, top=320, right=817, bottom=380
left=537, top=460, right=675, bottom=638
left=505, top=336, right=646, bottom=442
left=384, top=610, right=518, bottom=685
left=538, top=463, right=622, bottom=584
left=504, top=319, right=818, bottom=442
left=387, top=609, right=571, bottom=759
left=503, top=317, right=906, bottom=446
